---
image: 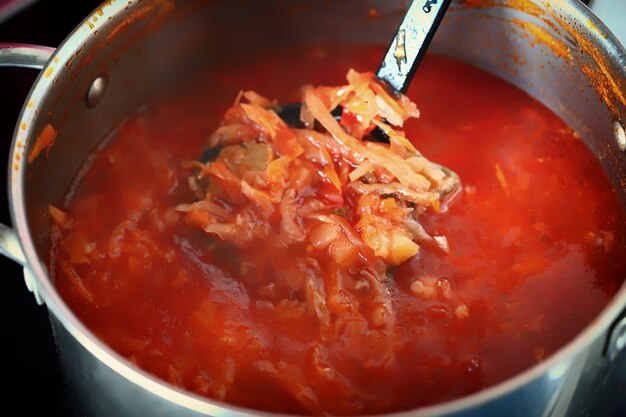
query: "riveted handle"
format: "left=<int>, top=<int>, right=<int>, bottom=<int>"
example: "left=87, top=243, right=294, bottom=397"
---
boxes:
left=0, top=43, right=55, bottom=69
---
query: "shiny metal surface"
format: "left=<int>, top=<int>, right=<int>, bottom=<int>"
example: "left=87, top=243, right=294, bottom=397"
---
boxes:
left=85, top=74, right=108, bottom=108
left=615, top=121, right=626, bottom=152
left=377, top=0, right=452, bottom=92
left=0, top=222, right=25, bottom=264
left=607, top=315, right=626, bottom=362
left=0, top=43, right=54, bottom=68
left=0, top=1, right=625, bottom=416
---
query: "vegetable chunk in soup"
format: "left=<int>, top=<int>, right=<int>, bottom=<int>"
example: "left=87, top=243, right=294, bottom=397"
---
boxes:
left=50, top=45, right=626, bottom=415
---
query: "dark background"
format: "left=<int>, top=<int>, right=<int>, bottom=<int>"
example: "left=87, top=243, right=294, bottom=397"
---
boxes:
left=0, top=1, right=100, bottom=414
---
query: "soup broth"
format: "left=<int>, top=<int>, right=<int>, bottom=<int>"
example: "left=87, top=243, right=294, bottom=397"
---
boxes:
left=50, top=45, right=626, bottom=415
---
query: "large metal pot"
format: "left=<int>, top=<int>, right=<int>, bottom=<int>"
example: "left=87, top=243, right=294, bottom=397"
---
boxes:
left=1, top=0, right=625, bottom=416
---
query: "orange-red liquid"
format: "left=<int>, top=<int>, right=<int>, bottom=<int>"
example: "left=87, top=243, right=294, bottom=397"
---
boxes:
left=51, top=45, right=626, bottom=415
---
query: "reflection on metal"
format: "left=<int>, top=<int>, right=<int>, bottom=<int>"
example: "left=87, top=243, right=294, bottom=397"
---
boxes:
left=23, top=267, right=44, bottom=305
left=0, top=43, right=54, bottom=69
left=548, top=362, right=569, bottom=381
left=614, top=121, right=626, bottom=152
left=86, top=74, right=108, bottom=108
left=607, top=315, right=626, bottom=361
left=376, top=0, right=452, bottom=93
left=0, top=223, right=26, bottom=265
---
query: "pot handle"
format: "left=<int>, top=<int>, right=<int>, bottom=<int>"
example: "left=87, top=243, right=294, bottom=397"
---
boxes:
left=0, top=224, right=25, bottom=265
left=0, top=43, right=54, bottom=304
left=0, top=43, right=54, bottom=265
left=0, top=43, right=55, bottom=69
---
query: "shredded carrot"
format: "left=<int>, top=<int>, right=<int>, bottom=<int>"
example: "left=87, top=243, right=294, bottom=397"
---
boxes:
left=28, top=123, right=57, bottom=164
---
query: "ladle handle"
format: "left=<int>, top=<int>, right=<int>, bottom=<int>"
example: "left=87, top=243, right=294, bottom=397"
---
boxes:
left=376, top=0, right=452, bottom=93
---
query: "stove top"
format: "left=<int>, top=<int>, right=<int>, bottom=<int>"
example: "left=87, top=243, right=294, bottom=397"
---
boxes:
left=0, top=1, right=624, bottom=416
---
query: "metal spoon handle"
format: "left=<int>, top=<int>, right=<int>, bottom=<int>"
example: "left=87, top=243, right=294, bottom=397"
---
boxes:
left=376, top=0, right=452, bottom=93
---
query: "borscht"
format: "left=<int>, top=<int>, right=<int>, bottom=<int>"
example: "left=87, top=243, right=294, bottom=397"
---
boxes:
left=49, top=45, right=626, bottom=415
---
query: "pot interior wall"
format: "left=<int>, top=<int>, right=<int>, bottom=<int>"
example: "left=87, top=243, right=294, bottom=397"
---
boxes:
left=20, top=0, right=625, bottom=292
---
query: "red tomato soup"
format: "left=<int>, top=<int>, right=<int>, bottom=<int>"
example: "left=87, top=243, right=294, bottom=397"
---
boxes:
left=50, top=45, right=626, bottom=415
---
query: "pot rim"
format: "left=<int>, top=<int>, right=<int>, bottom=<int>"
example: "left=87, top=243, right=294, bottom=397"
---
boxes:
left=8, top=0, right=626, bottom=416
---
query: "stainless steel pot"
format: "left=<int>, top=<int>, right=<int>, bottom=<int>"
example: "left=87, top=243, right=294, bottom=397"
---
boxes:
left=1, top=1, right=625, bottom=416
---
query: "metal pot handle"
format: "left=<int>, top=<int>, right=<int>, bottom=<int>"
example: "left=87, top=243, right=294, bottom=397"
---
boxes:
left=0, top=43, right=54, bottom=265
left=0, top=44, right=54, bottom=303
left=0, top=43, right=55, bottom=69
left=0, top=223, right=25, bottom=265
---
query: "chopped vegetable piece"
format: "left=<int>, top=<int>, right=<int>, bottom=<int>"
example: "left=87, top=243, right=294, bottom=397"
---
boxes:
left=182, top=70, right=457, bottom=273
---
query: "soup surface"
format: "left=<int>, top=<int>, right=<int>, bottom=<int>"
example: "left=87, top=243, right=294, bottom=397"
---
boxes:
left=50, top=45, right=626, bottom=415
